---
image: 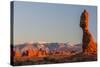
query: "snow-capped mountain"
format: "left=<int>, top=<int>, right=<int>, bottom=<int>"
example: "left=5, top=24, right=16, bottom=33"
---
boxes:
left=14, top=42, right=82, bottom=53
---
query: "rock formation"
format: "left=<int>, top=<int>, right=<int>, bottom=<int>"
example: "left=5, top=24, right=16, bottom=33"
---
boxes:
left=15, top=50, right=21, bottom=57
left=80, top=9, right=97, bottom=55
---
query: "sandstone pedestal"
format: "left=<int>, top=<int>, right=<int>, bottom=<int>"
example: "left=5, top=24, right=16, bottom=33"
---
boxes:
left=80, top=9, right=97, bottom=55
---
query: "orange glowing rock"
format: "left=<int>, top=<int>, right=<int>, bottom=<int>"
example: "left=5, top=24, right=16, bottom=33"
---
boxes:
left=15, top=51, right=21, bottom=57
left=28, top=49, right=38, bottom=57
left=80, top=9, right=97, bottom=55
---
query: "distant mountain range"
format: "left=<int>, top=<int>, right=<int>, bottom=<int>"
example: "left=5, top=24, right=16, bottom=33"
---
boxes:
left=14, top=42, right=82, bottom=54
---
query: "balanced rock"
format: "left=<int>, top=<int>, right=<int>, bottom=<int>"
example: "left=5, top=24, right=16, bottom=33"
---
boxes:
left=80, top=9, right=97, bottom=55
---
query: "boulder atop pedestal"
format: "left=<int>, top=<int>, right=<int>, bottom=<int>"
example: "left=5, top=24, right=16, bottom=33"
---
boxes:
left=80, top=9, right=97, bottom=55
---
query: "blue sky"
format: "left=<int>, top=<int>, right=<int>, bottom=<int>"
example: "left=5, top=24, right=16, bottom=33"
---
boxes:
left=13, top=1, right=97, bottom=45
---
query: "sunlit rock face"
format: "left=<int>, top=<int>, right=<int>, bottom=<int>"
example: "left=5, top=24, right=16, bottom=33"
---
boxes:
left=80, top=9, right=97, bottom=55
left=15, top=51, right=21, bottom=57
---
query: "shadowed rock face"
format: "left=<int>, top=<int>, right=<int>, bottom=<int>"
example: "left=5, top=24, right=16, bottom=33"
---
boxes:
left=80, top=9, right=97, bottom=55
